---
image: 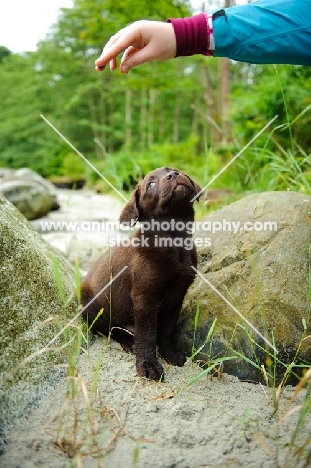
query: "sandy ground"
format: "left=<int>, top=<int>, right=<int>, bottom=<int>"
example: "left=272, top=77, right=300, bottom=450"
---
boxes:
left=1, top=189, right=310, bottom=467
left=1, top=337, right=310, bottom=468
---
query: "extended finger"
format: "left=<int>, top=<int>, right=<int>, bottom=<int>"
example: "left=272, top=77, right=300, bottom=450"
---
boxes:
left=109, top=57, right=118, bottom=71
left=95, top=28, right=138, bottom=69
left=95, top=29, right=127, bottom=70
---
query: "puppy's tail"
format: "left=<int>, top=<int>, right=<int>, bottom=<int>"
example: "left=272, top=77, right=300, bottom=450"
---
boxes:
left=80, top=281, right=94, bottom=308
left=79, top=281, right=98, bottom=326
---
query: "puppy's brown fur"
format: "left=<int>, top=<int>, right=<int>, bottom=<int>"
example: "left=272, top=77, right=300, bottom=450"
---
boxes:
left=80, top=167, right=201, bottom=380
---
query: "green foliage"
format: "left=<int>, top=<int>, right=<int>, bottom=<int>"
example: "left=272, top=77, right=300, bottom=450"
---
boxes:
left=59, top=152, right=86, bottom=180
left=0, top=46, right=11, bottom=63
left=84, top=136, right=213, bottom=191
left=228, top=64, right=311, bottom=192
left=0, top=0, right=310, bottom=195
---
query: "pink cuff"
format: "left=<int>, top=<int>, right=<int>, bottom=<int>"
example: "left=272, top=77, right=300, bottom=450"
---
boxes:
left=167, top=13, right=214, bottom=57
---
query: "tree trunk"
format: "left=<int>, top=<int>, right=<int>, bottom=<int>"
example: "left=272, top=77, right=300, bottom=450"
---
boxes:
left=201, top=64, right=222, bottom=145
left=172, top=91, right=181, bottom=143
left=191, top=92, right=199, bottom=135
left=125, top=88, right=132, bottom=150
left=158, top=101, right=165, bottom=142
left=220, top=57, right=230, bottom=140
left=148, top=89, right=157, bottom=147
left=99, top=76, right=107, bottom=154
left=140, top=87, right=147, bottom=150
left=86, top=88, right=101, bottom=159
left=219, top=0, right=233, bottom=142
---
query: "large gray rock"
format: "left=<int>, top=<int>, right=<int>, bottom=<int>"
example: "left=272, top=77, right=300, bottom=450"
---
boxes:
left=178, top=191, right=311, bottom=382
left=0, top=194, right=77, bottom=451
left=0, top=168, right=59, bottom=220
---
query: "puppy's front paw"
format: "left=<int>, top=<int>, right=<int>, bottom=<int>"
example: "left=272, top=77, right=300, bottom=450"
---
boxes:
left=136, top=358, right=164, bottom=381
left=159, top=348, right=186, bottom=367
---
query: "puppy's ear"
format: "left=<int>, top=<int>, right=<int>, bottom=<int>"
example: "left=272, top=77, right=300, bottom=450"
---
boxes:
left=119, top=187, right=140, bottom=226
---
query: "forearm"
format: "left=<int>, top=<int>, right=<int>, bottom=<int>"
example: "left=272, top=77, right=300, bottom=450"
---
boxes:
left=168, top=0, right=311, bottom=66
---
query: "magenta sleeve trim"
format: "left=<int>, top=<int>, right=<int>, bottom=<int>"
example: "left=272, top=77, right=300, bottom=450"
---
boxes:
left=167, top=13, right=214, bottom=57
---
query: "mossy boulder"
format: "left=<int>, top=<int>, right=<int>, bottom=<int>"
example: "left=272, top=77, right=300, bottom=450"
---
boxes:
left=0, top=194, right=77, bottom=451
left=178, top=191, right=311, bottom=382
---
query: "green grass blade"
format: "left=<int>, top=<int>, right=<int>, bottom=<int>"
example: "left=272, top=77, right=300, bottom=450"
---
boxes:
left=185, top=356, right=237, bottom=388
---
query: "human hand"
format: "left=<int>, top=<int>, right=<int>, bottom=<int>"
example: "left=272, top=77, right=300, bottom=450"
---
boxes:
left=95, top=21, right=176, bottom=74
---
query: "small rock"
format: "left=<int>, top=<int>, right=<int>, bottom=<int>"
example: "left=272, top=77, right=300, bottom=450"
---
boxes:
left=0, top=179, right=53, bottom=220
left=0, top=168, right=60, bottom=219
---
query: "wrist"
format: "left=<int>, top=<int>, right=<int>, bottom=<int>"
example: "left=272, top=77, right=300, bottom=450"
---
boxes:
left=167, top=13, right=215, bottom=57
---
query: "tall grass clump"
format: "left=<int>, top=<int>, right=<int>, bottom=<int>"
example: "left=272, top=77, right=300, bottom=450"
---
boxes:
left=33, top=259, right=128, bottom=465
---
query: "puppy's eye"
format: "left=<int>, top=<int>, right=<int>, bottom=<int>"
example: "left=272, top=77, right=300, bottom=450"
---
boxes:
left=147, top=181, right=156, bottom=190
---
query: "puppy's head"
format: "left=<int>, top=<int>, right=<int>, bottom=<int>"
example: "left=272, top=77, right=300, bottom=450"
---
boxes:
left=119, top=167, right=201, bottom=225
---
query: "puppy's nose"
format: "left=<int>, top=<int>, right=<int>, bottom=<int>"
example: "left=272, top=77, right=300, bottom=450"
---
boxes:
left=166, top=170, right=180, bottom=181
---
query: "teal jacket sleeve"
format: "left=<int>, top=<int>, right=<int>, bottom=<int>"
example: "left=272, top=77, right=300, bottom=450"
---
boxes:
left=213, top=0, right=311, bottom=65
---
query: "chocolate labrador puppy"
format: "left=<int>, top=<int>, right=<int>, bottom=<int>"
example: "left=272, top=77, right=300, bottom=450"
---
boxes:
left=80, top=167, right=201, bottom=380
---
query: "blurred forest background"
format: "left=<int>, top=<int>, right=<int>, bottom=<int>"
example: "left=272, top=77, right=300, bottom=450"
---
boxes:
left=0, top=0, right=310, bottom=196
